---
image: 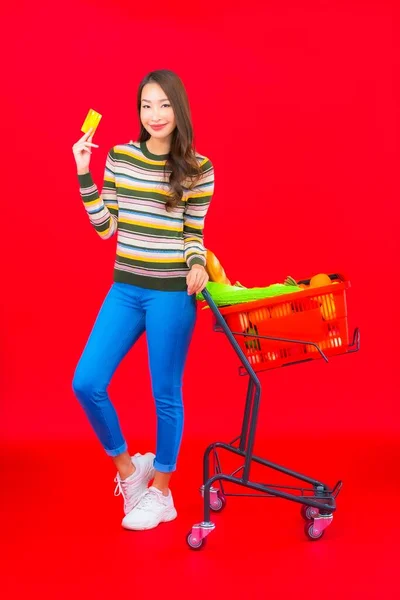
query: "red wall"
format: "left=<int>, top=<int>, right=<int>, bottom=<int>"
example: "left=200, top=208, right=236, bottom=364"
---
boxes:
left=1, top=0, right=397, bottom=445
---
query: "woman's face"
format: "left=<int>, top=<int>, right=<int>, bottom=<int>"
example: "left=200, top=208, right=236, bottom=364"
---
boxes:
left=140, top=83, right=176, bottom=140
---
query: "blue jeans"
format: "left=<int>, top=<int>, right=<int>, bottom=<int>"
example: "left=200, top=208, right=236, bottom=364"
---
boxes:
left=72, top=282, right=197, bottom=472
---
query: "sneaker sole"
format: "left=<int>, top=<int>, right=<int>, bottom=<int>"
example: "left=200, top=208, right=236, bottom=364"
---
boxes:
left=122, top=507, right=178, bottom=531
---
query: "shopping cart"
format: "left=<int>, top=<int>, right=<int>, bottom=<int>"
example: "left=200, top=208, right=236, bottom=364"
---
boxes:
left=187, top=273, right=360, bottom=550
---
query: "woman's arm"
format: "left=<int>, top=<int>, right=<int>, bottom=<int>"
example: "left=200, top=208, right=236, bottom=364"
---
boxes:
left=183, top=157, right=215, bottom=267
left=78, top=148, right=118, bottom=240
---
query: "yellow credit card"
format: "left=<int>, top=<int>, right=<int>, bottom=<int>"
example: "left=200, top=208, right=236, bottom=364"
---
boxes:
left=81, top=108, right=102, bottom=135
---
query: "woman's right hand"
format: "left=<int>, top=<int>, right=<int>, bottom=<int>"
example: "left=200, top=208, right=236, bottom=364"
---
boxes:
left=72, top=128, right=99, bottom=174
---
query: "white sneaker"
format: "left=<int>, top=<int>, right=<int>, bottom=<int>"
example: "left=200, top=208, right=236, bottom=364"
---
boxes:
left=121, top=486, right=177, bottom=530
left=114, top=452, right=155, bottom=515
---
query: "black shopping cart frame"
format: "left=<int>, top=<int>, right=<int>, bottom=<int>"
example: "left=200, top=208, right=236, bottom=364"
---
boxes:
left=187, top=286, right=360, bottom=550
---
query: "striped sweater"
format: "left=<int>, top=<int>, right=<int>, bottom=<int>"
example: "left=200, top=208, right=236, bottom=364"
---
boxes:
left=78, top=140, right=214, bottom=291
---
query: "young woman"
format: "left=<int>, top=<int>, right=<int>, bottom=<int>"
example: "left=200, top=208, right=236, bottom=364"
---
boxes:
left=71, top=70, right=214, bottom=531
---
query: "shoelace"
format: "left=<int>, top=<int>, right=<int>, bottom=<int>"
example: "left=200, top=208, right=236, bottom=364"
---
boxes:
left=114, top=475, right=126, bottom=499
left=114, top=476, right=139, bottom=513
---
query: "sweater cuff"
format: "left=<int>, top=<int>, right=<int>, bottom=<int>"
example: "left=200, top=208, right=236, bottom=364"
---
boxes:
left=187, top=255, right=206, bottom=268
left=77, top=172, right=94, bottom=188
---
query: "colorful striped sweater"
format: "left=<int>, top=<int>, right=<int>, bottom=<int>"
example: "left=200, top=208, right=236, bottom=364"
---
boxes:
left=77, top=140, right=214, bottom=291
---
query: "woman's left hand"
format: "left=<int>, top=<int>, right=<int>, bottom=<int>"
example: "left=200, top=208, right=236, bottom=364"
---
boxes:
left=186, top=264, right=209, bottom=295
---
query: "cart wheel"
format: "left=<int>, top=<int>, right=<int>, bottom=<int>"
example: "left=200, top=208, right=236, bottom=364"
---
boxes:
left=186, top=532, right=207, bottom=551
left=304, top=520, right=325, bottom=541
left=210, top=491, right=227, bottom=512
left=301, top=505, right=319, bottom=521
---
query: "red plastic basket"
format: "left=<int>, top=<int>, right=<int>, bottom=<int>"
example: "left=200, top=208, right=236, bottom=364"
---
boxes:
left=219, top=277, right=350, bottom=371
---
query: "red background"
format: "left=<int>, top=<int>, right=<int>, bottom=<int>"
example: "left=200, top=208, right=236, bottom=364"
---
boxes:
left=1, top=0, right=398, bottom=597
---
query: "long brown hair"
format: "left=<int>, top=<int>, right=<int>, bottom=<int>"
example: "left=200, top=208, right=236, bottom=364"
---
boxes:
left=137, top=70, right=202, bottom=211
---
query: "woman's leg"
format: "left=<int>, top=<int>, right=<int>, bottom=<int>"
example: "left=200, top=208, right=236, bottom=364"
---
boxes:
left=72, top=282, right=146, bottom=476
left=145, top=289, right=197, bottom=492
left=120, top=289, right=196, bottom=530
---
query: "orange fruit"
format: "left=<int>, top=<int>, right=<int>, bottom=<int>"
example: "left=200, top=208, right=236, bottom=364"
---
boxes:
left=249, top=307, right=270, bottom=322
left=270, top=303, right=292, bottom=318
left=320, top=293, right=336, bottom=320
left=238, top=313, right=250, bottom=331
left=309, top=273, right=331, bottom=287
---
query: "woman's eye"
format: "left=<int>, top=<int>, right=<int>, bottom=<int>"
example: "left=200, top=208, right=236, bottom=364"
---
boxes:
left=142, top=104, right=169, bottom=108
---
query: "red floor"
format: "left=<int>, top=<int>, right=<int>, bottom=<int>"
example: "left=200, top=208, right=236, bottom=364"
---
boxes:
left=1, top=436, right=398, bottom=599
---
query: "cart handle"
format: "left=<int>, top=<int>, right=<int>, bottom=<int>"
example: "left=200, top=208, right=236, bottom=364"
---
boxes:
left=228, top=330, right=329, bottom=362
left=200, top=287, right=262, bottom=386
